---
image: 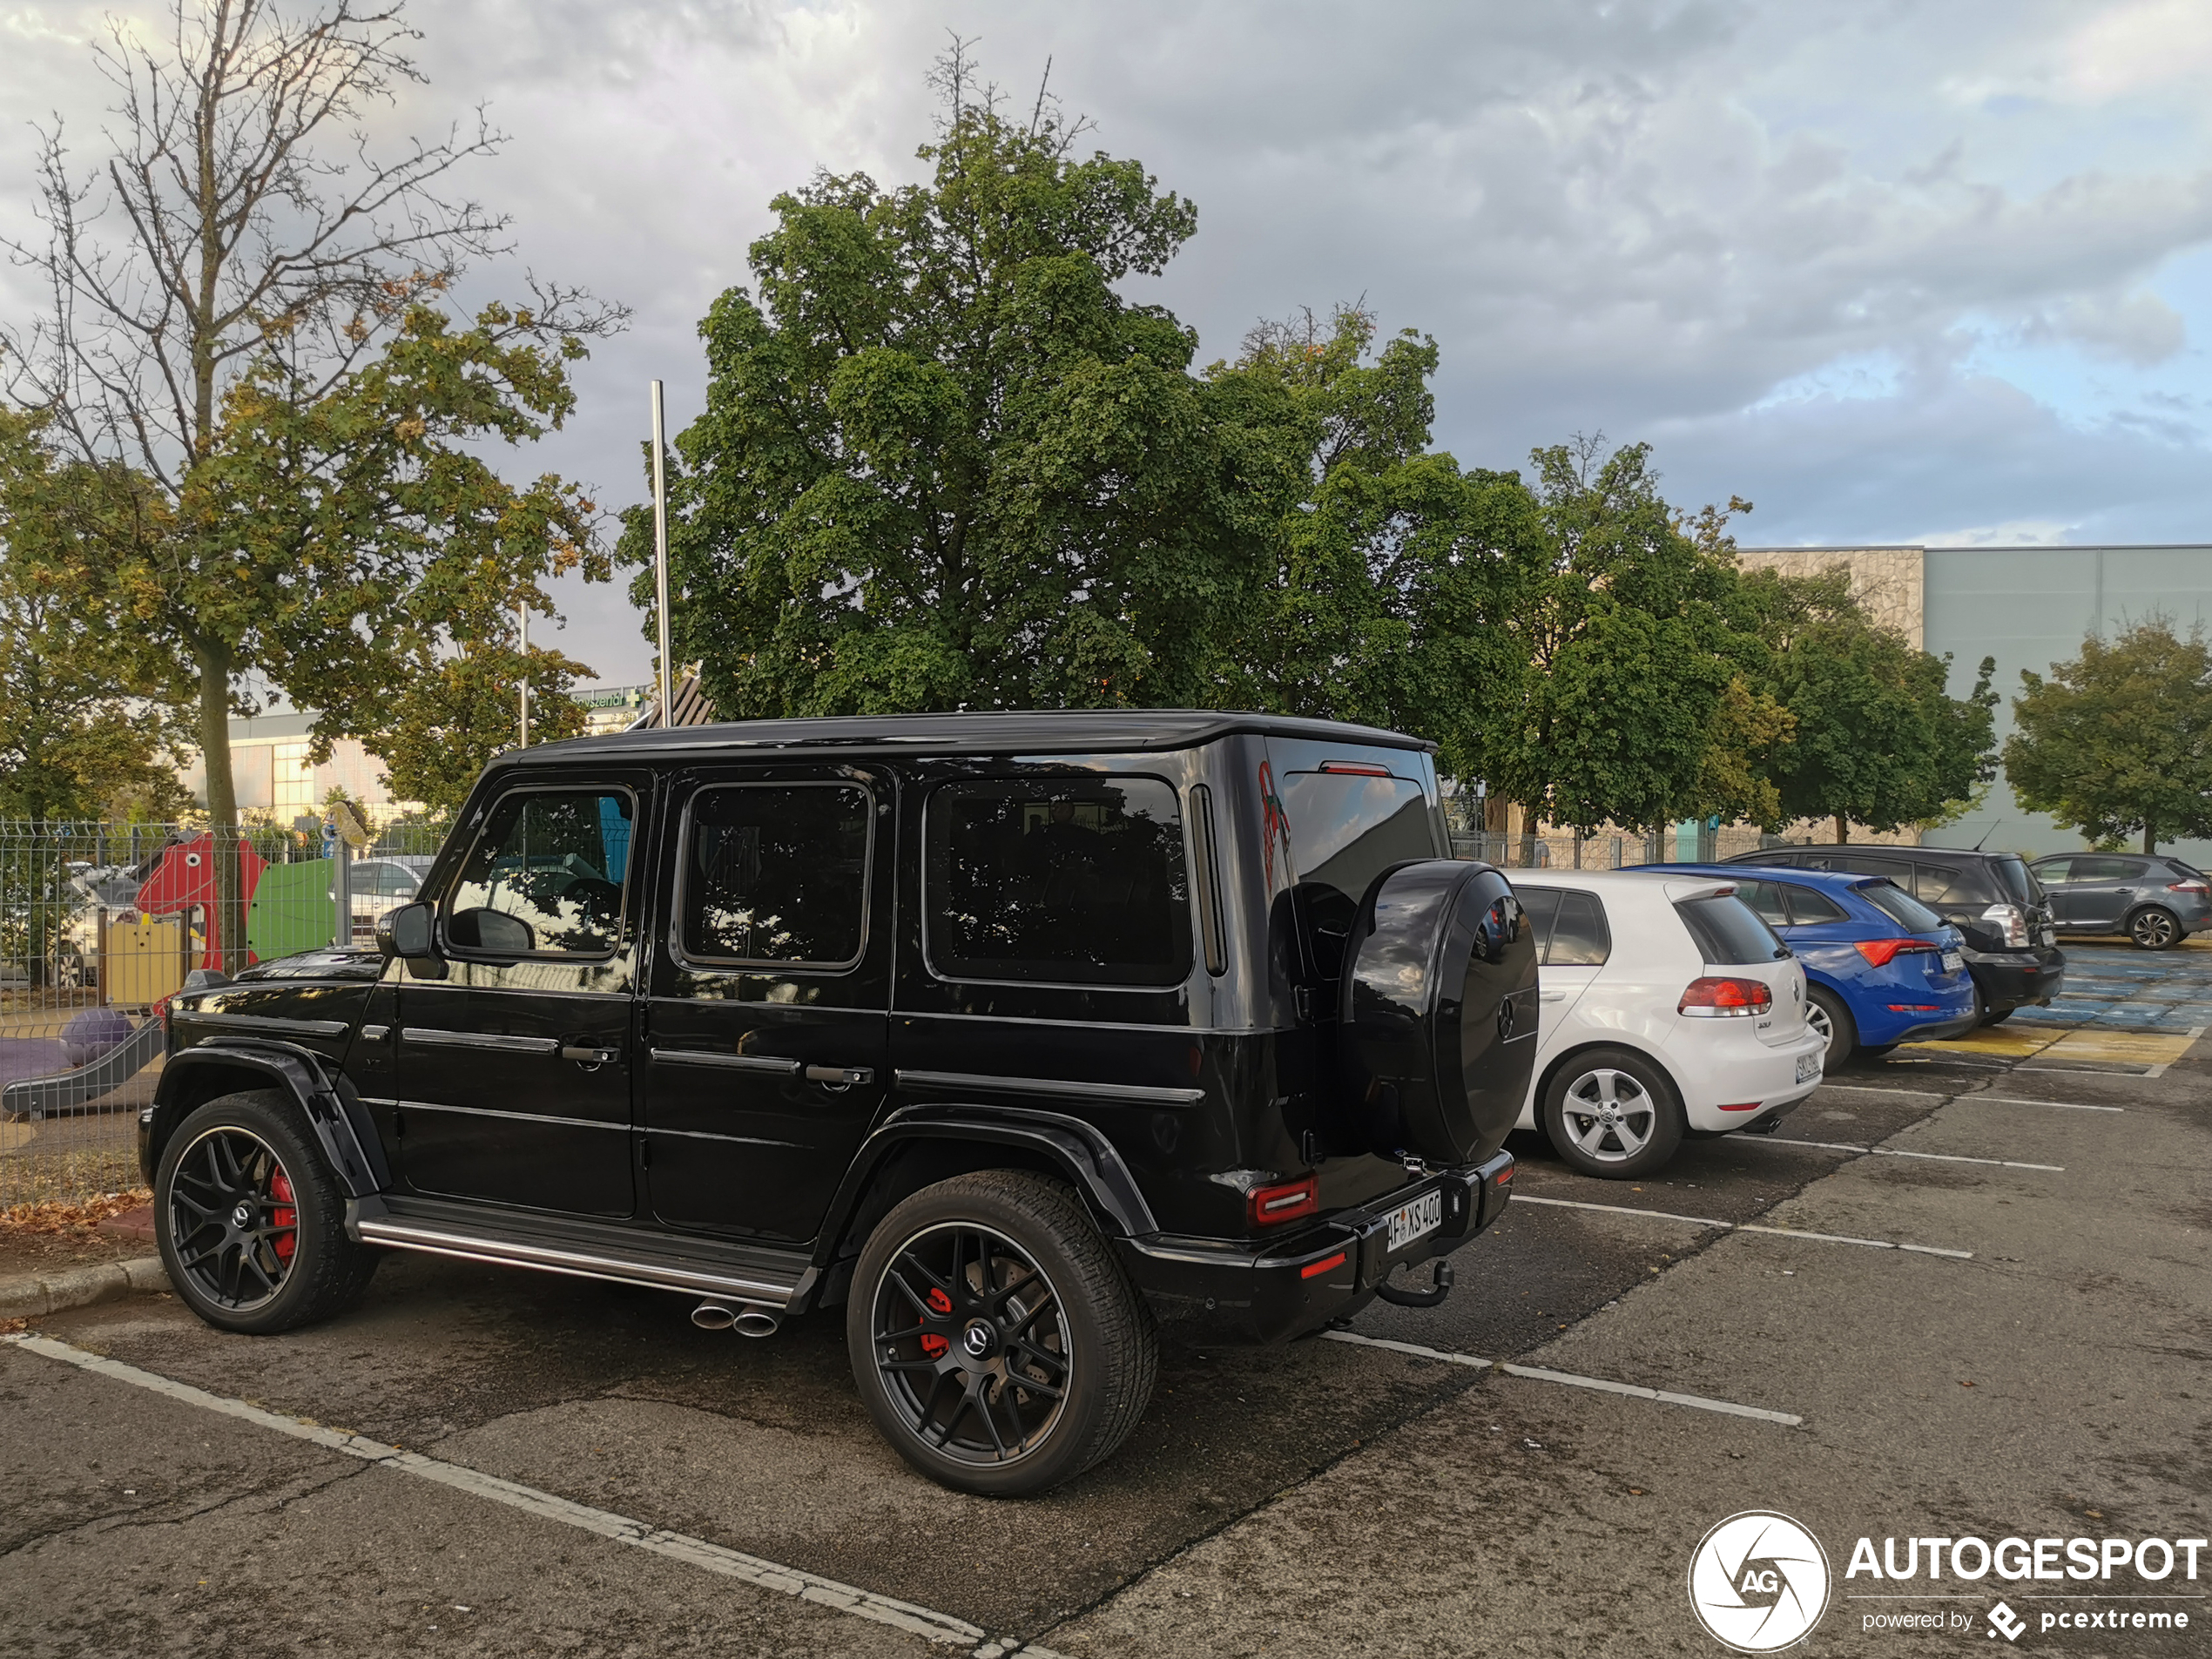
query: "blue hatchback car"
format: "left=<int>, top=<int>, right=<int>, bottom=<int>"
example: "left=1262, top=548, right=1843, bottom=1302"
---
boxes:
left=1644, top=865, right=1979, bottom=1064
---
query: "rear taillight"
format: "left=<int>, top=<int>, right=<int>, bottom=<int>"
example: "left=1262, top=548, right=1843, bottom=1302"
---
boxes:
left=1853, top=938, right=1940, bottom=968
left=2168, top=881, right=2210, bottom=896
left=1249, top=1174, right=1319, bottom=1226
left=1981, top=902, right=2029, bottom=948
left=1678, top=976, right=1773, bottom=1017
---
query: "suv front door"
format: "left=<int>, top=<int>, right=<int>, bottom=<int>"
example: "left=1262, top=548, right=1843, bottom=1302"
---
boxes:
left=640, top=767, right=892, bottom=1245
left=2062, top=856, right=2147, bottom=930
left=397, top=780, right=649, bottom=1217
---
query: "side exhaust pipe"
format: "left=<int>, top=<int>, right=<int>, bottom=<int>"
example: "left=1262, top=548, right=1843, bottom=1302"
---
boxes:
left=691, top=1300, right=781, bottom=1337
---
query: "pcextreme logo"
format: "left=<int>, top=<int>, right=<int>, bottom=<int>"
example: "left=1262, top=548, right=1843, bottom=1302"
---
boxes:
left=1687, top=1511, right=1833, bottom=1651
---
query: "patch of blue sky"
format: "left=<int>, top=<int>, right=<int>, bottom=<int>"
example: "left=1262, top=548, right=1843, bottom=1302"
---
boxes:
left=1748, top=351, right=1907, bottom=413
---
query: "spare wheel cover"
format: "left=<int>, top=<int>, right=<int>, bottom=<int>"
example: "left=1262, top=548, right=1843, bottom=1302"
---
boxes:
left=1337, top=860, right=1540, bottom=1164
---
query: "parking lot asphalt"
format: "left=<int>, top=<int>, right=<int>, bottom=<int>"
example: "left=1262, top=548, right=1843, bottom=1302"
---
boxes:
left=5, top=941, right=2209, bottom=1656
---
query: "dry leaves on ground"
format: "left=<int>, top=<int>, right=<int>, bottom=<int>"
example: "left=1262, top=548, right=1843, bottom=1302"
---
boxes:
left=0, top=1190, right=152, bottom=1236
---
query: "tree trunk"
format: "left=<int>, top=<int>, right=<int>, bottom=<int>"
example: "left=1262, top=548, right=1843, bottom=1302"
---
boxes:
left=1834, top=813, right=1849, bottom=844
left=195, top=647, right=246, bottom=975
left=2144, top=824, right=2156, bottom=854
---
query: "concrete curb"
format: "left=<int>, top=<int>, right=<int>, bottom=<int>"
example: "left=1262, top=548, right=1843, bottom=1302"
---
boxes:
left=0, top=1257, right=168, bottom=1318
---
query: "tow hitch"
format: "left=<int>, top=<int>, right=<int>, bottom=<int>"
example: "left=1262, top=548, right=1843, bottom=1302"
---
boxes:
left=1373, top=1259, right=1454, bottom=1308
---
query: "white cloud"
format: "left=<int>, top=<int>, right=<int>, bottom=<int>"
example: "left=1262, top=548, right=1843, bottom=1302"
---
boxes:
left=7, top=0, right=2212, bottom=686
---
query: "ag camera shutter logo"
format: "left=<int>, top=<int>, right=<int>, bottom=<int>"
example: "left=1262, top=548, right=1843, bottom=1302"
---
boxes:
left=1688, top=1511, right=1832, bottom=1651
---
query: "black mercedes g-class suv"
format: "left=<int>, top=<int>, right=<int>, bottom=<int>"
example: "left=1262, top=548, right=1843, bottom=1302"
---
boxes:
left=143, top=712, right=1534, bottom=1494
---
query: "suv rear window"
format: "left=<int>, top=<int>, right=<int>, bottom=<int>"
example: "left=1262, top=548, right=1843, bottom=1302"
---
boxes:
left=1278, top=766, right=1440, bottom=977
left=926, top=778, right=1190, bottom=987
left=1993, top=855, right=2041, bottom=904
left=1858, top=880, right=1946, bottom=934
left=1675, top=894, right=1788, bottom=964
left=1913, top=860, right=1993, bottom=905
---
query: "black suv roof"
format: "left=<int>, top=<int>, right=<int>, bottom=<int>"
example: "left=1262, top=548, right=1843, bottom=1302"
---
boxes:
left=1725, top=844, right=2019, bottom=866
left=510, top=709, right=1435, bottom=765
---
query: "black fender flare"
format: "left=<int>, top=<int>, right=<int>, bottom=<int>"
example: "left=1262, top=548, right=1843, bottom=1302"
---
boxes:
left=814, top=1102, right=1159, bottom=1268
left=151, top=1041, right=389, bottom=1198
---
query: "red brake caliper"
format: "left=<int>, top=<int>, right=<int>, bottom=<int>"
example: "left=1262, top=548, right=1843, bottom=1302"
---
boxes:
left=268, top=1169, right=298, bottom=1262
left=919, top=1285, right=953, bottom=1358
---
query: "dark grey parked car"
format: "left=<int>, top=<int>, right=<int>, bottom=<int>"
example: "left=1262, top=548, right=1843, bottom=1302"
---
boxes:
left=2026, top=853, right=2212, bottom=950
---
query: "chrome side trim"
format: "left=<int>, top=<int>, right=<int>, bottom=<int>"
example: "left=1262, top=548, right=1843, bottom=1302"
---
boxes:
left=355, top=1219, right=799, bottom=1305
left=643, top=1124, right=805, bottom=1149
left=895, top=1069, right=1205, bottom=1105
left=388, top=1098, right=626, bottom=1131
left=650, top=1049, right=801, bottom=1076
left=401, top=1028, right=560, bottom=1055
left=192, top=1013, right=350, bottom=1038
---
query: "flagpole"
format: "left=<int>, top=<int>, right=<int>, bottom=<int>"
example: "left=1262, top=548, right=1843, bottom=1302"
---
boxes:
left=651, top=380, right=673, bottom=730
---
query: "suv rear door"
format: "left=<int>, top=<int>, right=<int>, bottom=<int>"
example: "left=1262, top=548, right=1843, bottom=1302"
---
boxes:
left=2058, top=855, right=2148, bottom=930
left=640, top=765, right=893, bottom=1245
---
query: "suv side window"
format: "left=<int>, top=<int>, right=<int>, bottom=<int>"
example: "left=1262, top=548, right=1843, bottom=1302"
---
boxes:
left=1737, top=880, right=1791, bottom=928
left=446, top=789, right=634, bottom=956
left=2030, top=857, right=2074, bottom=886
left=681, top=785, right=871, bottom=967
left=2073, top=855, right=2141, bottom=882
left=925, top=777, right=1190, bottom=987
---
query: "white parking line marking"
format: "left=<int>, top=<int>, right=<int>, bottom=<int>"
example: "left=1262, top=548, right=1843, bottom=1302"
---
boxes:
left=1966, top=1096, right=2124, bottom=1113
left=1750, top=1136, right=2064, bottom=1172
left=1815, top=1083, right=1944, bottom=1097
left=1511, top=1194, right=1973, bottom=1258
left=3, top=1333, right=1054, bottom=1659
left=1320, top=1330, right=1803, bottom=1426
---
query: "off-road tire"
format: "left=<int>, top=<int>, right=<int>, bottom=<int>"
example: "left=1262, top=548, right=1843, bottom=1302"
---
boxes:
left=155, top=1089, right=378, bottom=1336
left=1540, top=1047, right=1684, bottom=1179
left=847, top=1170, right=1157, bottom=1497
left=1806, top=986, right=1858, bottom=1066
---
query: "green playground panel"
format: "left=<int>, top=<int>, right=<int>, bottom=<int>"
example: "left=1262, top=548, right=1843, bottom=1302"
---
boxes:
left=247, top=858, right=337, bottom=961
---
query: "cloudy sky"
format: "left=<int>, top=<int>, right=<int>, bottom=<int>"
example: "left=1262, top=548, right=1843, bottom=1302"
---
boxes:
left=7, top=0, right=2212, bottom=687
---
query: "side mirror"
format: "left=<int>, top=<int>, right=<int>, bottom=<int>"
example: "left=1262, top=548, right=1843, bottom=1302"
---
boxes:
left=382, top=901, right=436, bottom=960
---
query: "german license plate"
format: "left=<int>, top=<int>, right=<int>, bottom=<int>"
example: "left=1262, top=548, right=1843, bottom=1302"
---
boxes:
left=1941, top=949, right=1964, bottom=974
left=1796, top=1049, right=1821, bottom=1083
left=1387, top=1190, right=1443, bottom=1252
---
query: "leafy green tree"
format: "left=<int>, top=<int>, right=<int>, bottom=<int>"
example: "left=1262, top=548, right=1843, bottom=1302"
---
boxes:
left=1209, top=305, right=1547, bottom=784
left=0, top=411, right=188, bottom=820
left=1486, top=436, right=1766, bottom=839
left=626, top=51, right=1304, bottom=716
left=5, top=2, right=617, bottom=963
left=375, top=625, right=592, bottom=816
left=1744, top=565, right=1997, bottom=840
left=2005, top=617, right=2212, bottom=853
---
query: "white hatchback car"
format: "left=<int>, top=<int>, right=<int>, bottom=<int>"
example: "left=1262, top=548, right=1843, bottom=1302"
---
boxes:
left=1510, top=869, right=1826, bottom=1178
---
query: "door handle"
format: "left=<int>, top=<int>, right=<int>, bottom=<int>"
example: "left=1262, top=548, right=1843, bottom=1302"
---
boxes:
left=560, top=1043, right=621, bottom=1066
left=803, top=1064, right=875, bottom=1087
left=1541, top=991, right=1567, bottom=1002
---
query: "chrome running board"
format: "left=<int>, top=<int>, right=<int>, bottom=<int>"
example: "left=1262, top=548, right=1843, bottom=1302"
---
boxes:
left=355, top=1216, right=805, bottom=1306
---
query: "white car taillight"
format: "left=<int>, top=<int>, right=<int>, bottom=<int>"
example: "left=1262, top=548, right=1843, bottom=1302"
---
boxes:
left=1679, top=976, right=1774, bottom=1017
left=1981, top=903, right=2029, bottom=948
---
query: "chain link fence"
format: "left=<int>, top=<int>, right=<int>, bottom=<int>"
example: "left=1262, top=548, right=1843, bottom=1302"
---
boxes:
left=1446, top=825, right=1804, bottom=869
left=0, top=817, right=445, bottom=1211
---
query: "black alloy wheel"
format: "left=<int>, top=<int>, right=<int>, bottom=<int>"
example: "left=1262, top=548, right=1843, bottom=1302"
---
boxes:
left=848, top=1171, right=1157, bottom=1497
left=156, top=1090, right=378, bottom=1335
left=873, top=1220, right=1070, bottom=1467
left=2130, top=907, right=2182, bottom=951
left=166, top=1123, right=300, bottom=1313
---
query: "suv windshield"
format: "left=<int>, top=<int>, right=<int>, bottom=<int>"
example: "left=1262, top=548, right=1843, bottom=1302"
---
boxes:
left=1858, top=880, right=1947, bottom=934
